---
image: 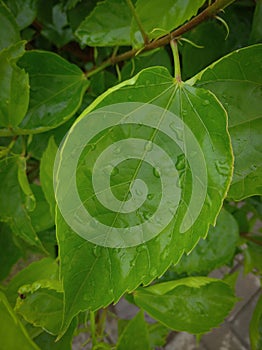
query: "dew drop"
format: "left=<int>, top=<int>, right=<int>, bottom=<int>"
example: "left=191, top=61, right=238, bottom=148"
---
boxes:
left=170, top=122, right=184, bottom=140
left=202, top=99, right=210, bottom=106
left=93, top=246, right=100, bottom=258
left=135, top=188, right=143, bottom=196
left=153, top=167, right=161, bottom=178
left=111, top=166, right=119, bottom=176
left=90, top=143, right=96, bottom=151
left=176, top=154, right=186, bottom=171
left=143, top=211, right=151, bottom=220
left=147, top=193, right=154, bottom=200
left=103, top=164, right=114, bottom=175
left=113, top=146, right=121, bottom=154
left=144, top=140, right=153, bottom=152
left=215, top=160, right=230, bottom=176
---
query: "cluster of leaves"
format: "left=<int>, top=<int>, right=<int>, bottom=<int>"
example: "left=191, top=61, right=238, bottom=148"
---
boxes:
left=0, top=0, right=261, bottom=349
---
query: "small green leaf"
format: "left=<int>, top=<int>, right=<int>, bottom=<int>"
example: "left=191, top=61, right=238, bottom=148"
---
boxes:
left=173, top=209, right=239, bottom=275
left=148, top=322, right=170, bottom=349
left=0, top=0, right=20, bottom=51
left=250, top=294, right=262, bottom=350
left=0, top=156, right=44, bottom=251
left=0, top=291, right=40, bottom=350
left=116, top=310, right=150, bottom=350
left=40, top=136, right=58, bottom=218
left=37, top=1, right=74, bottom=47
left=29, top=184, right=55, bottom=232
left=0, top=41, right=29, bottom=127
left=121, top=48, right=172, bottom=80
left=0, top=223, right=21, bottom=281
left=181, top=5, right=253, bottom=80
left=75, top=0, right=131, bottom=46
left=244, top=239, right=262, bottom=274
left=17, top=156, right=36, bottom=212
left=131, top=0, right=205, bottom=45
left=5, top=0, right=38, bottom=30
left=249, top=0, right=262, bottom=44
left=34, top=319, right=77, bottom=350
left=134, top=277, right=237, bottom=334
left=12, top=50, right=89, bottom=133
left=16, top=285, right=63, bottom=335
left=6, top=257, right=59, bottom=307
left=193, top=44, right=262, bottom=200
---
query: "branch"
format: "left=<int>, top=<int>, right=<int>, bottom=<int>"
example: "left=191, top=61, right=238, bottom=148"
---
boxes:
left=86, top=0, right=236, bottom=78
left=241, top=233, right=262, bottom=247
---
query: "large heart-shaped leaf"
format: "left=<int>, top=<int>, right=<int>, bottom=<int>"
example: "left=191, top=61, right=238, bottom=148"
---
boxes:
left=191, top=44, right=262, bottom=200
left=134, top=277, right=237, bottom=334
left=55, top=66, right=233, bottom=334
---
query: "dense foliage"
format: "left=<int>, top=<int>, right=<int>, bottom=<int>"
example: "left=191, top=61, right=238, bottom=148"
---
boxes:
left=0, top=0, right=261, bottom=349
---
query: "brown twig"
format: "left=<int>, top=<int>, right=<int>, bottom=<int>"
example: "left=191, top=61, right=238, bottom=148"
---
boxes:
left=86, top=0, right=236, bottom=78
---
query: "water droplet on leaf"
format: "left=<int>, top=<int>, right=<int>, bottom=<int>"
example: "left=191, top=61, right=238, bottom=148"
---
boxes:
left=153, top=167, right=161, bottom=178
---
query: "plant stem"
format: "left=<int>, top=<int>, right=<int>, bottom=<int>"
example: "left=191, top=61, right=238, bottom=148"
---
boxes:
left=126, top=0, right=148, bottom=44
left=170, top=39, right=181, bottom=82
left=241, top=233, right=262, bottom=247
left=90, top=311, right=97, bottom=346
left=86, top=0, right=236, bottom=78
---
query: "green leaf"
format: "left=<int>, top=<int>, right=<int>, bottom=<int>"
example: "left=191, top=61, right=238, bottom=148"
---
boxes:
left=148, top=322, right=170, bottom=349
left=121, top=48, right=172, bottom=80
left=173, top=208, right=239, bottom=275
left=249, top=0, right=262, bottom=44
left=67, top=0, right=98, bottom=32
left=0, top=223, right=21, bottom=281
left=181, top=5, right=253, bottom=80
left=6, top=257, right=59, bottom=307
left=244, top=239, right=262, bottom=274
left=116, top=310, right=150, bottom=350
left=15, top=284, right=63, bottom=335
left=192, top=44, right=262, bottom=200
left=134, top=277, right=237, bottom=334
left=62, top=0, right=83, bottom=10
left=37, top=1, right=74, bottom=47
left=27, top=118, right=74, bottom=160
left=34, top=319, right=77, bottom=350
left=0, top=156, right=44, bottom=251
left=75, top=0, right=131, bottom=46
left=0, top=0, right=20, bottom=51
left=131, top=0, right=205, bottom=45
left=40, top=136, right=58, bottom=218
left=0, top=291, right=40, bottom=350
left=29, top=184, right=55, bottom=232
left=56, top=66, right=233, bottom=333
left=1, top=50, right=89, bottom=134
left=17, top=156, right=36, bottom=212
left=5, top=0, right=38, bottom=30
left=0, top=41, right=29, bottom=127
left=250, top=294, right=262, bottom=350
